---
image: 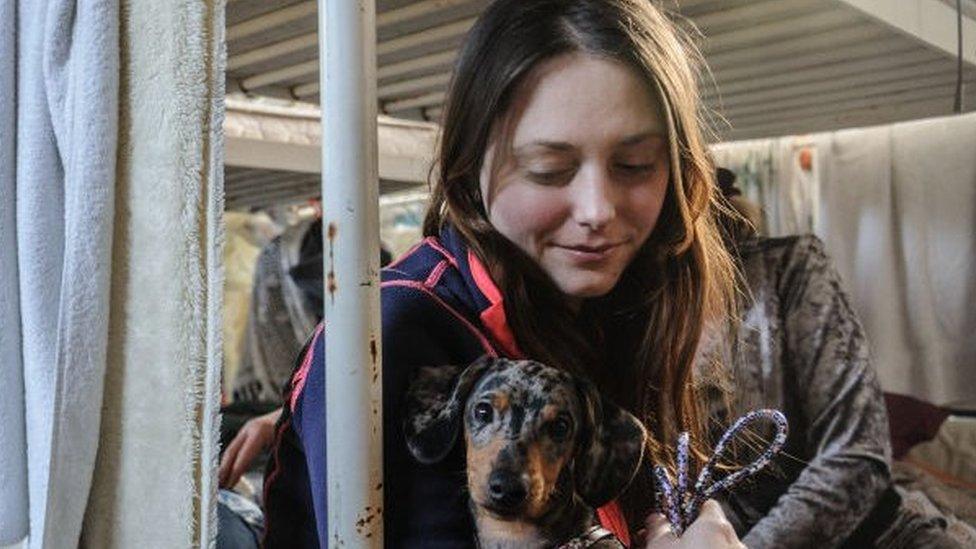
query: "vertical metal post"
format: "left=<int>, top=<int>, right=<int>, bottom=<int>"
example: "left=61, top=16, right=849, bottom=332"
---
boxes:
left=318, top=0, right=384, bottom=546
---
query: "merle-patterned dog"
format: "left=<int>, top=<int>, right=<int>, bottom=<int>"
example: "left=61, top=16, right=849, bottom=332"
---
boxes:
left=405, top=357, right=647, bottom=548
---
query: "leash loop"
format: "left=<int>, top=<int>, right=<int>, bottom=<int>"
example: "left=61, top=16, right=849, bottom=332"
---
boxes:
left=653, top=409, right=789, bottom=536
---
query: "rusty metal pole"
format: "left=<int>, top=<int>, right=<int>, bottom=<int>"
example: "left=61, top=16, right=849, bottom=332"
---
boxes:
left=318, top=0, right=384, bottom=546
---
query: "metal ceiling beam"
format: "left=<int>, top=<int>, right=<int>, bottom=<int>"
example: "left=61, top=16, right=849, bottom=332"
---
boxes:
left=373, top=33, right=916, bottom=106
left=371, top=8, right=860, bottom=109
left=725, top=93, right=973, bottom=140
left=383, top=91, right=446, bottom=113
left=225, top=169, right=294, bottom=188
left=376, top=16, right=474, bottom=56
left=836, top=0, right=976, bottom=66
left=704, top=24, right=888, bottom=79
left=234, top=17, right=472, bottom=90
left=243, top=1, right=848, bottom=98
left=377, top=49, right=456, bottom=80
left=227, top=2, right=316, bottom=42
left=227, top=189, right=317, bottom=211
left=725, top=75, right=975, bottom=126
left=703, top=9, right=854, bottom=52
left=241, top=59, right=319, bottom=92
left=379, top=29, right=963, bottom=116
left=708, top=53, right=946, bottom=107
left=707, top=35, right=906, bottom=88
left=423, top=106, right=443, bottom=121
left=377, top=0, right=474, bottom=27
left=691, top=0, right=824, bottom=34
left=227, top=177, right=319, bottom=202
left=378, top=72, right=451, bottom=99
left=295, top=50, right=457, bottom=98
left=227, top=171, right=316, bottom=194
left=228, top=33, right=317, bottom=71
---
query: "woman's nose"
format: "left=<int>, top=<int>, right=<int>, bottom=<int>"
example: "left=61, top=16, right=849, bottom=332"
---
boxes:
left=571, top=166, right=616, bottom=230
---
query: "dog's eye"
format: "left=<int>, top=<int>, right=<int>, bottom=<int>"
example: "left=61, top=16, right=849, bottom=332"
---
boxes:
left=473, top=402, right=494, bottom=424
left=547, top=416, right=573, bottom=442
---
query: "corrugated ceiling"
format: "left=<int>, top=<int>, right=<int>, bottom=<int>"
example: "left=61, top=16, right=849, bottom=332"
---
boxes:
left=224, top=0, right=976, bottom=209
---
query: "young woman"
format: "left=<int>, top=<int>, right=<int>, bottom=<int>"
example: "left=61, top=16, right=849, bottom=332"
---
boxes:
left=707, top=173, right=963, bottom=548
left=256, top=1, right=744, bottom=546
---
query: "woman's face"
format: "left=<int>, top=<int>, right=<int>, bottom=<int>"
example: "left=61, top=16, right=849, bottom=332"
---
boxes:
left=481, top=53, right=670, bottom=300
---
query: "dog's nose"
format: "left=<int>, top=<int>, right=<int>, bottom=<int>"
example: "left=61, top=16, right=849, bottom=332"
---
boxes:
left=487, top=470, right=527, bottom=509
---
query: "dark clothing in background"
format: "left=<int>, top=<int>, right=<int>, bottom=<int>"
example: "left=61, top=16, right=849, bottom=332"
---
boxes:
left=288, top=218, right=393, bottom=317
left=232, top=219, right=391, bottom=407
left=711, top=235, right=958, bottom=548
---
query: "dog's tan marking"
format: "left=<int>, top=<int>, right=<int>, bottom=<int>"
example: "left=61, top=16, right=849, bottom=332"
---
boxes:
left=472, top=510, right=546, bottom=548
left=525, top=440, right=571, bottom=519
left=492, top=391, right=510, bottom=413
left=466, top=431, right=506, bottom=505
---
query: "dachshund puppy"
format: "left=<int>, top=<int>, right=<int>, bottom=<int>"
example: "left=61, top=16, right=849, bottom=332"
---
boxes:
left=405, top=357, right=647, bottom=548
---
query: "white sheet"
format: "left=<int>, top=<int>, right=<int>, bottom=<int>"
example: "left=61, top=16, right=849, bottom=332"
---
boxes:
left=2, top=1, right=119, bottom=548
left=0, top=0, right=29, bottom=543
left=80, top=0, right=224, bottom=546
left=714, top=113, right=976, bottom=407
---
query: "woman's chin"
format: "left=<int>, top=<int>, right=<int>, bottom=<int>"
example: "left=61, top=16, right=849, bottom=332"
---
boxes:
left=553, top=274, right=618, bottom=301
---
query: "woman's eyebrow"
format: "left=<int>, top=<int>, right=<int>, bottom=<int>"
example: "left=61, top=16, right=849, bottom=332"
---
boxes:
left=513, top=141, right=577, bottom=155
left=513, top=131, right=664, bottom=155
left=618, top=131, right=665, bottom=146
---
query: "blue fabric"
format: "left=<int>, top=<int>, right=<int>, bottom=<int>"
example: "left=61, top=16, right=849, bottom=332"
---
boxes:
left=217, top=499, right=260, bottom=549
left=264, top=227, right=499, bottom=548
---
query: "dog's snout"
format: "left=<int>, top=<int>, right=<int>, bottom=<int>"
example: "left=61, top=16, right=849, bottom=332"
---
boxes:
left=487, top=470, right=527, bottom=509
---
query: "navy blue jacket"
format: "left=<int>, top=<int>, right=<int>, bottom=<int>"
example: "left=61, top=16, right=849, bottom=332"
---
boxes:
left=263, top=227, right=519, bottom=547
left=262, top=226, right=628, bottom=547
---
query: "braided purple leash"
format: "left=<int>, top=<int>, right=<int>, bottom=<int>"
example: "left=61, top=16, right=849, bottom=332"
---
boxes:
left=653, top=409, right=789, bottom=536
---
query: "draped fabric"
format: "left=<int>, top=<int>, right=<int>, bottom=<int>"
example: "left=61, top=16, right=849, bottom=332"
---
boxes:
left=0, top=0, right=225, bottom=546
left=1, top=1, right=118, bottom=546
left=712, top=113, right=976, bottom=407
left=82, top=0, right=225, bottom=546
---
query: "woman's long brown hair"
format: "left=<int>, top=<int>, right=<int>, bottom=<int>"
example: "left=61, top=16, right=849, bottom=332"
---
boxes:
left=422, top=0, right=738, bottom=526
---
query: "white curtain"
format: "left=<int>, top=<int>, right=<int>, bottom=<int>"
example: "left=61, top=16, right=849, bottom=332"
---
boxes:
left=0, top=0, right=28, bottom=543
left=0, top=0, right=224, bottom=546
left=81, top=0, right=225, bottom=546
left=819, top=114, right=976, bottom=408
left=712, top=113, right=976, bottom=407
left=1, top=0, right=119, bottom=546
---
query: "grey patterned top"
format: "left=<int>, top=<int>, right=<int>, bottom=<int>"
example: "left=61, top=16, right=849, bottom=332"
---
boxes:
left=701, top=235, right=893, bottom=548
left=233, top=221, right=318, bottom=404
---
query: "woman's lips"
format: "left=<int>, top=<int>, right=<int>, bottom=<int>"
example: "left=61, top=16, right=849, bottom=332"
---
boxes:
left=553, top=241, right=625, bottom=262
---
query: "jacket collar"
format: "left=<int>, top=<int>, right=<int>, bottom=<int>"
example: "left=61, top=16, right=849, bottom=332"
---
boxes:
left=437, top=226, right=524, bottom=359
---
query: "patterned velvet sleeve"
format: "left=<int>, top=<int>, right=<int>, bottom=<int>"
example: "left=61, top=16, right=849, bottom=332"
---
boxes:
left=742, top=236, right=892, bottom=549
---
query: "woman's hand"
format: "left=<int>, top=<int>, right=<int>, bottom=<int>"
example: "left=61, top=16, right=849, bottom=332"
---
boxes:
left=218, top=408, right=282, bottom=488
left=645, top=500, right=746, bottom=549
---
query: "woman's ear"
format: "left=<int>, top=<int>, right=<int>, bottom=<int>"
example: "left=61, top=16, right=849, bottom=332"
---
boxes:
left=574, top=378, right=648, bottom=507
left=403, top=355, right=495, bottom=464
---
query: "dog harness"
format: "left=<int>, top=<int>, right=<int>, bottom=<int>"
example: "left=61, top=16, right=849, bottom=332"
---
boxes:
left=652, top=409, right=789, bottom=536
left=557, top=524, right=618, bottom=549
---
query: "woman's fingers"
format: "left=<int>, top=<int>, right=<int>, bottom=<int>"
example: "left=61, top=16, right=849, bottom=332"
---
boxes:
left=645, top=501, right=745, bottom=549
left=645, top=513, right=677, bottom=548
left=219, top=410, right=281, bottom=488
left=218, top=427, right=248, bottom=487
left=687, top=500, right=745, bottom=548
left=228, top=427, right=267, bottom=488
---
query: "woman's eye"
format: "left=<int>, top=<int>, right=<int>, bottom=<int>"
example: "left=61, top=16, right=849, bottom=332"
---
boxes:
left=473, top=402, right=494, bottom=424
left=546, top=416, right=573, bottom=442
left=615, top=162, right=654, bottom=174
left=526, top=170, right=572, bottom=185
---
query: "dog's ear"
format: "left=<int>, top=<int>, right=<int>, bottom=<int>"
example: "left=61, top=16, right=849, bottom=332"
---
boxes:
left=574, top=378, right=648, bottom=508
left=403, top=355, right=495, bottom=464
